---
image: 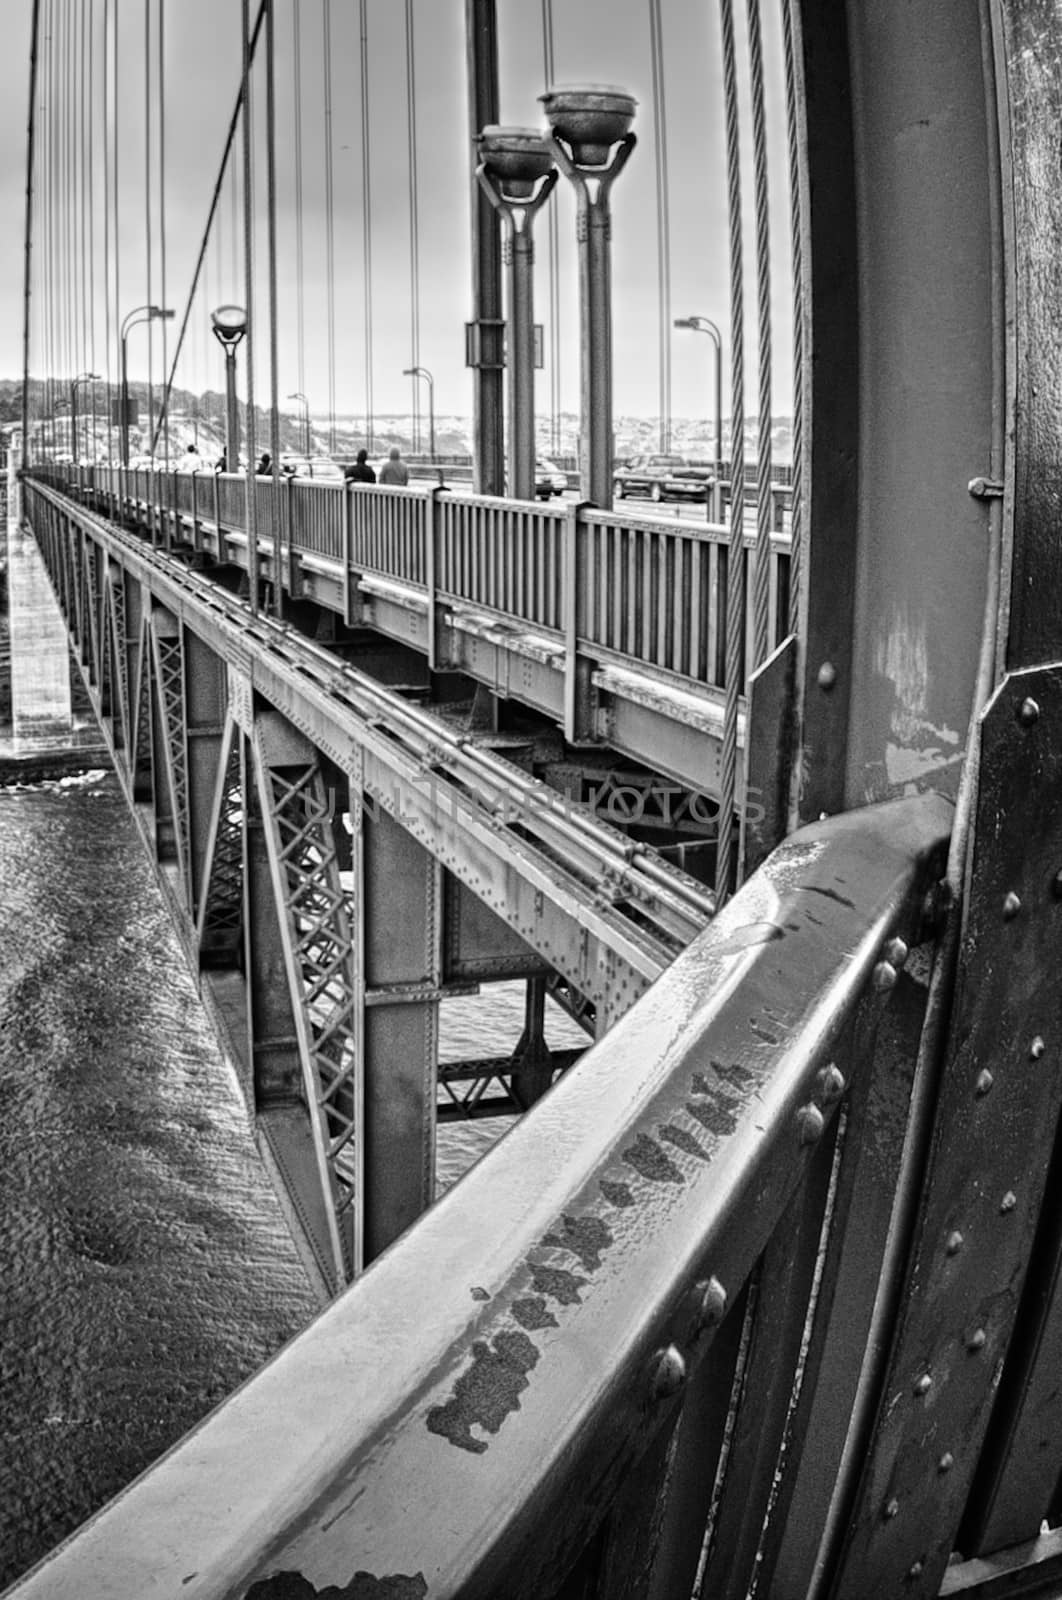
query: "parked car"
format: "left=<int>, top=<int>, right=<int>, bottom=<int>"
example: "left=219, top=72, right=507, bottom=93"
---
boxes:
left=612, top=453, right=713, bottom=504
left=535, top=456, right=567, bottom=499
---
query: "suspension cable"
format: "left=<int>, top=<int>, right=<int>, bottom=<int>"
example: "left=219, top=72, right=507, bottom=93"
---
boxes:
left=782, top=0, right=804, bottom=640
left=241, top=0, right=259, bottom=608
left=322, top=0, right=337, bottom=454
left=265, top=0, right=281, bottom=517
left=541, top=0, right=561, bottom=458
left=649, top=0, right=672, bottom=454
left=293, top=1, right=305, bottom=414
left=747, top=0, right=772, bottom=672
left=145, top=0, right=154, bottom=454
left=159, top=0, right=169, bottom=464
left=405, top=0, right=421, bottom=453
left=20, top=0, right=42, bottom=471
left=152, top=3, right=268, bottom=451
left=715, top=0, right=746, bottom=903
left=360, top=0, right=374, bottom=452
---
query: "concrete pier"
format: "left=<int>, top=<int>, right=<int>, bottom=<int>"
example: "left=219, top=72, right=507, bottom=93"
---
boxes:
left=6, top=496, right=73, bottom=747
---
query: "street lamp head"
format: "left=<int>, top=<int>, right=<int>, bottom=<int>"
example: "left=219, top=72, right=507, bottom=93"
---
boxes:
left=674, top=318, right=696, bottom=330
left=211, top=304, right=247, bottom=348
left=539, top=85, right=636, bottom=168
left=477, top=125, right=554, bottom=199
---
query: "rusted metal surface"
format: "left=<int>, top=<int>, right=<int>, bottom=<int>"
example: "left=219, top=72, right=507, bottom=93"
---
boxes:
left=827, top=667, right=1062, bottom=1599
left=4, top=793, right=950, bottom=1599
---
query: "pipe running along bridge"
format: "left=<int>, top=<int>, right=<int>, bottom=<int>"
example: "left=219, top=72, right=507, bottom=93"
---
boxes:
left=9, top=0, right=1062, bottom=1596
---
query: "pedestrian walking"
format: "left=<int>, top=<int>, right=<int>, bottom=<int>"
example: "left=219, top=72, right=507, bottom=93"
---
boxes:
left=377, top=446, right=409, bottom=486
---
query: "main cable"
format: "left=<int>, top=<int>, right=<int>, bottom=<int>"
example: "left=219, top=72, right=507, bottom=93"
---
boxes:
left=360, top=0, right=374, bottom=452
left=405, top=0, right=421, bottom=453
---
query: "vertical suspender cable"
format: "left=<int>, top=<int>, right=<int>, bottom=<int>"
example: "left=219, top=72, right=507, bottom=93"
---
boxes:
left=145, top=0, right=154, bottom=453
left=747, top=0, right=772, bottom=671
left=20, top=0, right=42, bottom=475
left=241, top=0, right=259, bottom=611
left=405, top=0, right=421, bottom=453
left=781, top=0, right=804, bottom=639
left=153, top=4, right=268, bottom=449
left=113, top=0, right=120, bottom=441
left=88, top=5, right=96, bottom=394
left=649, top=0, right=672, bottom=454
left=541, top=0, right=561, bottom=458
left=293, top=4, right=306, bottom=417
left=103, top=0, right=112, bottom=421
left=322, top=0, right=337, bottom=454
left=158, top=0, right=169, bottom=464
left=360, top=0, right=374, bottom=452
left=715, top=0, right=746, bottom=903
left=80, top=0, right=89, bottom=385
left=265, top=0, right=282, bottom=614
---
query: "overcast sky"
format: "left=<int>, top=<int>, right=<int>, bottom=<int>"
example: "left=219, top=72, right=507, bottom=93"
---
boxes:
left=5, top=0, right=794, bottom=426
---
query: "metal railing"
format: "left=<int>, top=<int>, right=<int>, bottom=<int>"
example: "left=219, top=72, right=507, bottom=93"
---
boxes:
left=4, top=792, right=951, bottom=1598
left=58, top=466, right=792, bottom=697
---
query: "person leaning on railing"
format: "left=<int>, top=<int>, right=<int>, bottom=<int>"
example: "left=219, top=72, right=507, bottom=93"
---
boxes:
left=377, top=446, right=409, bottom=486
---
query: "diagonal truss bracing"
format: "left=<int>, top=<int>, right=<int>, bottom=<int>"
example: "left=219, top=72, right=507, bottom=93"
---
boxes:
left=254, top=720, right=362, bottom=1281
left=197, top=714, right=245, bottom=965
left=151, top=621, right=192, bottom=892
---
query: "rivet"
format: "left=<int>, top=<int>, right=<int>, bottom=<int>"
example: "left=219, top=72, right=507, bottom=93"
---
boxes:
left=967, top=1328, right=987, bottom=1352
left=938, top=1452, right=954, bottom=1473
left=796, top=1103, right=825, bottom=1145
left=914, top=1372, right=932, bottom=1396
left=909, top=1561, right=924, bottom=1580
left=1030, top=1036, right=1046, bottom=1061
left=1002, top=892, right=1022, bottom=921
left=817, top=661, right=837, bottom=691
left=1052, top=871, right=1062, bottom=901
left=885, top=936, right=909, bottom=969
left=884, top=1498, right=900, bottom=1521
left=1017, top=697, right=1040, bottom=727
left=649, top=1344, right=687, bottom=1400
left=975, top=1069, right=994, bottom=1097
left=1000, top=1190, right=1017, bottom=1214
left=873, top=961, right=898, bottom=993
left=945, top=1231, right=964, bottom=1256
left=817, top=1063, right=846, bottom=1105
left=696, top=1276, right=728, bottom=1330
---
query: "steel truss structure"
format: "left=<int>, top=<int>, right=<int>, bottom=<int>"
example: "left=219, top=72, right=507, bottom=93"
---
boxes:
left=26, top=479, right=713, bottom=1290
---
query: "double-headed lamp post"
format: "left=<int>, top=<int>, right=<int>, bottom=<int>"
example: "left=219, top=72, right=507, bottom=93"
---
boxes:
left=70, top=372, right=100, bottom=464
left=402, top=366, right=435, bottom=463
left=476, top=127, right=557, bottom=502
left=120, top=305, right=174, bottom=466
left=211, top=305, right=248, bottom=469
left=287, top=391, right=311, bottom=457
left=541, top=85, right=637, bottom=509
left=674, top=315, right=724, bottom=486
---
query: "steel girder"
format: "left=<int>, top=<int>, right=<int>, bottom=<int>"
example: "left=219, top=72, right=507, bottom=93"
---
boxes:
left=25, top=482, right=711, bottom=1290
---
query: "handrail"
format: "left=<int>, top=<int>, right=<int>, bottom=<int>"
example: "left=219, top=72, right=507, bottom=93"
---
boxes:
left=47, top=465, right=792, bottom=695
left=8, top=793, right=951, bottom=1599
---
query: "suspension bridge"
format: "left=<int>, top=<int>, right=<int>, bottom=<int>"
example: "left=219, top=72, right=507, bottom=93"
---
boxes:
left=8, top=0, right=1062, bottom=1596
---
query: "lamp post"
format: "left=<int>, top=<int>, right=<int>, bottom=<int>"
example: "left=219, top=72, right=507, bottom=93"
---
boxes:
left=287, top=391, right=311, bottom=457
left=674, top=315, right=724, bottom=489
left=541, top=85, right=636, bottom=508
left=402, top=366, right=435, bottom=463
left=120, top=305, right=174, bottom=466
left=70, top=371, right=100, bottom=465
left=211, top=304, right=248, bottom=469
left=476, top=127, right=557, bottom=502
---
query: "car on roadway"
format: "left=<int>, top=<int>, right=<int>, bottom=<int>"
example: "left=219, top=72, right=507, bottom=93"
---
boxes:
left=280, top=455, right=344, bottom=481
left=612, top=453, right=713, bottom=504
left=535, top=456, right=567, bottom=499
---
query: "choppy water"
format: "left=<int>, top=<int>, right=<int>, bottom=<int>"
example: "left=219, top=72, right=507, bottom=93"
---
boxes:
left=0, top=768, right=586, bottom=1588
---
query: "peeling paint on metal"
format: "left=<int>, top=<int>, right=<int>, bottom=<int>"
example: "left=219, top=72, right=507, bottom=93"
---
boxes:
left=426, top=1330, right=540, bottom=1453
left=528, top=1262, right=589, bottom=1305
left=686, top=1097, right=739, bottom=1137
left=599, top=1178, right=636, bottom=1207
left=469, top=1286, right=490, bottom=1301
left=658, top=1124, right=711, bottom=1161
left=622, top=1131, right=686, bottom=1185
left=511, top=1296, right=559, bottom=1330
left=242, top=1568, right=428, bottom=1598
left=541, top=1214, right=613, bottom=1272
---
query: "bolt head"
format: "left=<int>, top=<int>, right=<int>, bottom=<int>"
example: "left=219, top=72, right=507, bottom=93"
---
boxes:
left=975, top=1069, right=994, bottom=1097
left=1017, top=696, right=1040, bottom=727
left=884, top=1497, right=900, bottom=1521
left=1002, top=891, right=1022, bottom=921
left=1052, top=870, right=1062, bottom=901
left=914, top=1372, right=932, bottom=1396
left=945, top=1230, right=964, bottom=1256
left=885, top=936, right=909, bottom=968
left=797, top=1103, right=825, bottom=1145
left=873, top=960, right=898, bottom=993
left=817, top=1063, right=846, bottom=1105
left=696, top=1275, right=728, bottom=1330
left=967, top=1327, right=987, bottom=1352
left=938, top=1452, right=954, bottom=1473
left=817, top=661, right=837, bottom=691
left=649, top=1343, right=687, bottom=1400
left=1030, top=1036, right=1046, bottom=1061
left=1000, top=1190, right=1017, bottom=1214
